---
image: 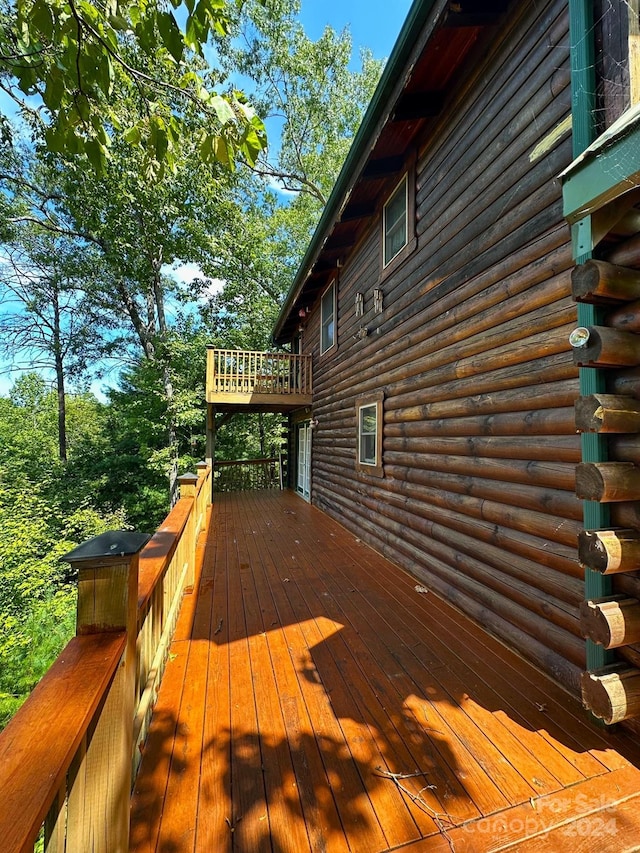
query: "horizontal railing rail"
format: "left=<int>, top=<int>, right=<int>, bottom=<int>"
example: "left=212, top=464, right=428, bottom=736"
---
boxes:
left=214, top=457, right=281, bottom=492
left=206, top=348, right=312, bottom=398
left=0, top=463, right=212, bottom=853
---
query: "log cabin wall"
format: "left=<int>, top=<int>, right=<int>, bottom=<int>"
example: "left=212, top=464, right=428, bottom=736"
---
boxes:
left=298, top=0, right=590, bottom=694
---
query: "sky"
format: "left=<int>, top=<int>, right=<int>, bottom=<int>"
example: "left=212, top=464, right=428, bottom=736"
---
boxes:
left=0, top=0, right=415, bottom=399
left=298, top=0, right=413, bottom=61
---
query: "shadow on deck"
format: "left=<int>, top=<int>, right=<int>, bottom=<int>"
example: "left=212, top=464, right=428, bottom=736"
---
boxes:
left=130, top=491, right=640, bottom=852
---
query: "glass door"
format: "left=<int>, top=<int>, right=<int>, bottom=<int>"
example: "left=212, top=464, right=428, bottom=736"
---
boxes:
left=296, top=421, right=311, bottom=501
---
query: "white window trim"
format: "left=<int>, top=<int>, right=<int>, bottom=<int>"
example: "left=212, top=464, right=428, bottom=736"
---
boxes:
left=320, top=280, right=336, bottom=355
left=358, top=402, right=378, bottom=467
left=383, top=174, right=409, bottom=268
left=355, top=392, right=384, bottom=478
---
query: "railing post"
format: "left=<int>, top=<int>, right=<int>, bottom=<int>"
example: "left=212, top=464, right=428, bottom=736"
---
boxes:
left=178, top=472, right=199, bottom=587
left=196, top=461, right=209, bottom=532
left=62, top=531, right=149, bottom=853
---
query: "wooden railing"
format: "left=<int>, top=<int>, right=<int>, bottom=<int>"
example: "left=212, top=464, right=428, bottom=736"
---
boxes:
left=207, top=348, right=312, bottom=398
left=214, top=457, right=281, bottom=492
left=0, top=463, right=212, bottom=853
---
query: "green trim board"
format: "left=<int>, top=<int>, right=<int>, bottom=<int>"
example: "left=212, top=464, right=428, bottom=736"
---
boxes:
left=566, top=0, right=613, bottom=674
left=562, top=103, right=640, bottom=225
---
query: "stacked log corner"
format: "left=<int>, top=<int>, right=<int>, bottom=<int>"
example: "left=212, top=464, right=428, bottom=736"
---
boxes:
left=572, top=259, right=640, bottom=725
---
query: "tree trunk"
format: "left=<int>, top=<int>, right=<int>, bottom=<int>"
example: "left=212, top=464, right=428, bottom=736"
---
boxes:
left=150, top=256, right=179, bottom=504
left=52, top=294, right=67, bottom=463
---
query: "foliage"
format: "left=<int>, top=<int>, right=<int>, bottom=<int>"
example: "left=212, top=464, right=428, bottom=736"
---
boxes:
left=0, top=0, right=266, bottom=176
left=221, top=0, right=384, bottom=206
left=193, top=0, right=384, bottom=357
left=0, top=378, right=129, bottom=728
left=0, top=226, right=118, bottom=460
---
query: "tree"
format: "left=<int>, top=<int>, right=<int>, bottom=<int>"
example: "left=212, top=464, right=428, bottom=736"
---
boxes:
left=220, top=0, right=384, bottom=209
left=191, top=0, right=384, bottom=355
left=0, top=377, right=127, bottom=727
left=0, top=0, right=266, bottom=175
left=0, top=227, right=115, bottom=460
left=0, top=54, right=249, bottom=492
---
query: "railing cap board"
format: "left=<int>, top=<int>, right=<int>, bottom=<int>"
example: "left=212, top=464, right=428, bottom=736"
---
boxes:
left=0, top=632, right=126, bottom=852
left=62, top=530, right=151, bottom=564
left=137, top=498, right=194, bottom=612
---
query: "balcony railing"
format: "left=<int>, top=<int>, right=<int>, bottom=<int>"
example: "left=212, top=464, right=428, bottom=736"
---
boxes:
left=0, top=464, right=212, bottom=853
left=214, top=457, right=282, bottom=492
left=206, top=348, right=312, bottom=407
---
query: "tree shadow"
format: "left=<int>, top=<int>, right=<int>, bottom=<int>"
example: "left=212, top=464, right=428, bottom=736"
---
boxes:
left=130, top=490, right=640, bottom=852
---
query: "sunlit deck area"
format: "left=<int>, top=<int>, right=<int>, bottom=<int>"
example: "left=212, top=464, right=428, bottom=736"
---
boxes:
left=130, top=490, right=640, bottom=852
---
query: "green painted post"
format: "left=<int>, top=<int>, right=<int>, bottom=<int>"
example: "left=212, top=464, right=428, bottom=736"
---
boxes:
left=569, top=0, right=614, bottom=671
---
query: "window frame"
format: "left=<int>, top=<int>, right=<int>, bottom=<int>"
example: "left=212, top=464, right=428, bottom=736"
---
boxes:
left=320, top=279, right=337, bottom=356
left=383, top=174, right=409, bottom=267
left=379, top=155, right=417, bottom=281
left=355, top=391, right=384, bottom=478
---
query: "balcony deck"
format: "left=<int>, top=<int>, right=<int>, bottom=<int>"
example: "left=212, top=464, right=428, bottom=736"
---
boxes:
left=206, top=348, right=312, bottom=412
left=130, top=490, right=640, bottom=852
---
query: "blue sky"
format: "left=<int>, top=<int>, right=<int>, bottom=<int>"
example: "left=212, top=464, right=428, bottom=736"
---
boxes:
left=298, top=0, right=413, bottom=60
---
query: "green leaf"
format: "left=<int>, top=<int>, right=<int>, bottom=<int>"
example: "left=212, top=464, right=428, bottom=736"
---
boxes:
left=43, top=68, right=65, bottom=111
left=150, top=118, right=168, bottom=163
left=123, top=125, right=142, bottom=145
left=184, top=14, right=205, bottom=53
left=30, top=0, right=55, bottom=41
left=157, top=11, right=183, bottom=63
left=199, top=133, right=214, bottom=161
left=210, top=94, right=235, bottom=126
left=240, top=127, right=263, bottom=167
left=84, top=138, right=107, bottom=172
left=213, top=135, right=231, bottom=169
left=108, top=14, right=130, bottom=31
left=44, top=125, right=65, bottom=153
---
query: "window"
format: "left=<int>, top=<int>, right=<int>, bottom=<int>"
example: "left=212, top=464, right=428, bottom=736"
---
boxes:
left=356, top=392, right=384, bottom=478
left=320, top=281, right=336, bottom=354
left=383, top=175, right=408, bottom=267
left=359, top=404, right=378, bottom=464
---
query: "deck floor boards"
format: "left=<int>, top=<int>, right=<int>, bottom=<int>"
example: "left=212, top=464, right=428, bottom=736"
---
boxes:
left=130, top=490, right=640, bottom=852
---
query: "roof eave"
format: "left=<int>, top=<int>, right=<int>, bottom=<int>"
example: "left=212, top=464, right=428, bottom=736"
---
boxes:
left=272, top=0, right=441, bottom=345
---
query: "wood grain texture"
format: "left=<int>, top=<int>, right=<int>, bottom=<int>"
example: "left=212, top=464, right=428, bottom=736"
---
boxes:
left=130, top=491, right=640, bottom=852
left=0, top=633, right=125, bottom=853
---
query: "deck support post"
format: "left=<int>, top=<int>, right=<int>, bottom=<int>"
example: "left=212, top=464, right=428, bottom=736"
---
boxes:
left=62, top=531, right=149, bottom=853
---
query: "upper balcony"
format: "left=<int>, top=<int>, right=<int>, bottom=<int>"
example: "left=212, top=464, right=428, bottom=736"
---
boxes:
left=206, top=348, right=312, bottom=412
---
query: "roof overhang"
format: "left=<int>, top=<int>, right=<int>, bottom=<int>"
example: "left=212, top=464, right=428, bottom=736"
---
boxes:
left=272, top=0, right=510, bottom=345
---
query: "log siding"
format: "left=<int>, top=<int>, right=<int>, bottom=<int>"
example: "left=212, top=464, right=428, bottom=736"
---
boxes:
left=299, top=0, right=584, bottom=692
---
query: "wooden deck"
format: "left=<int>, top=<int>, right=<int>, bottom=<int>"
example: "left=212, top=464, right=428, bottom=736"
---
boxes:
left=130, top=490, right=640, bottom=852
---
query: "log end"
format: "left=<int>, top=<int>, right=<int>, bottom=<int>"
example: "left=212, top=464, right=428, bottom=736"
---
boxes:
left=575, top=462, right=606, bottom=502
left=574, top=396, right=603, bottom=433
left=579, top=596, right=640, bottom=648
left=571, top=262, right=600, bottom=302
left=575, top=462, right=640, bottom=503
left=577, top=529, right=610, bottom=573
left=575, top=394, right=640, bottom=434
left=581, top=665, right=640, bottom=724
